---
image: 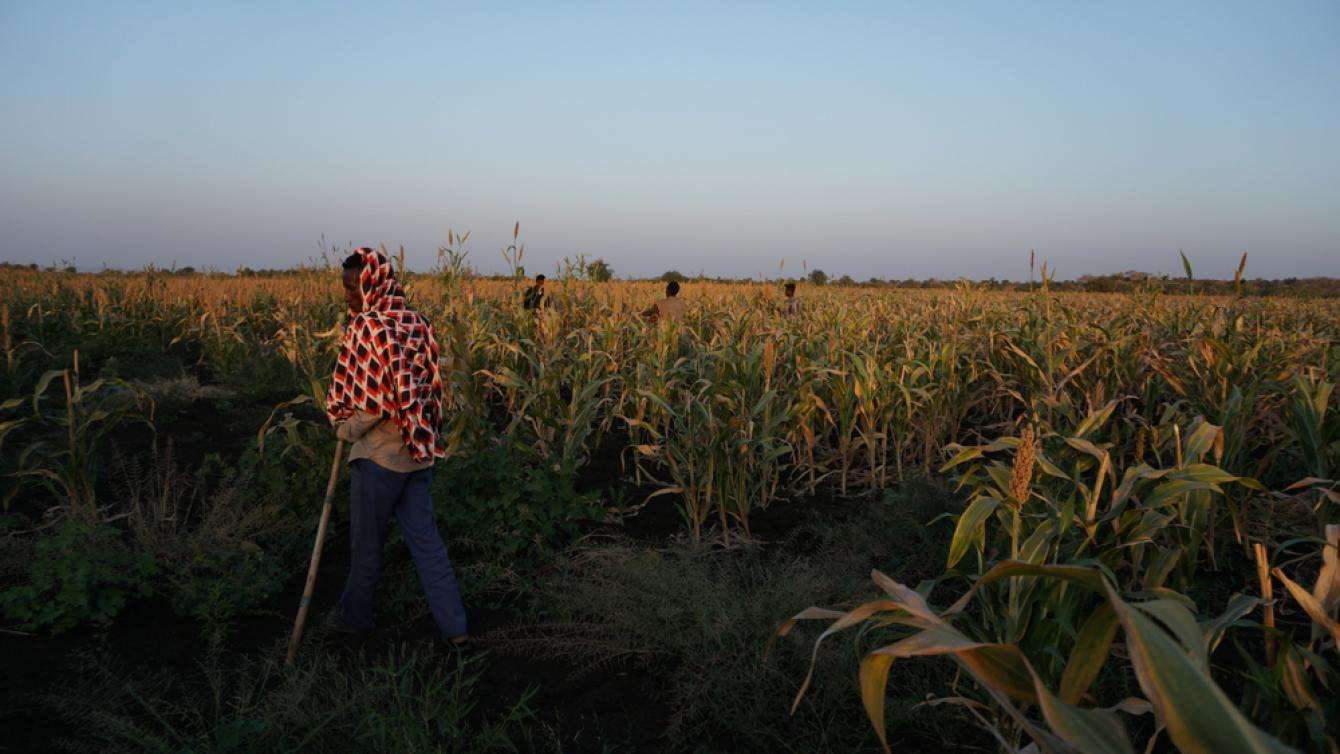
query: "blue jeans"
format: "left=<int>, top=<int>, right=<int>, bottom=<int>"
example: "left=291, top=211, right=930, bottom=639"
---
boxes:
left=339, top=459, right=468, bottom=637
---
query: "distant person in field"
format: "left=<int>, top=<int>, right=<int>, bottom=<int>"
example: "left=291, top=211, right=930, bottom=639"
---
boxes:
left=782, top=281, right=801, bottom=316
left=642, top=279, right=687, bottom=324
left=325, top=247, right=468, bottom=647
left=522, top=273, right=546, bottom=310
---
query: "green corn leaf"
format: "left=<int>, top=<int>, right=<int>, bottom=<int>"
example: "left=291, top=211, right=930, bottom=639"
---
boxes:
left=1166, top=463, right=1238, bottom=485
left=1060, top=603, right=1119, bottom=703
left=31, top=368, right=65, bottom=412
left=1033, top=673, right=1134, bottom=754
left=939, top=445, right=984, bottom=472
left=1063, top=436, right=1110, bottom=465
left=947, top=496, right=999, bottom=569
left=1276, top=643, right=1320, bottom=711
left=1144, top=479, right=1221, bottom=509
left=1133, top=598, right=1209, bottom=672
left=1112, top=464, right=1166, bottom=509
left=1073, top=399, right=1119, bottom=438
left=1201, top=593, right=1260, bottom=655
left=1183, top=421, right=1221, bottom=463
left=1104, top=583, right=1299, bottom=754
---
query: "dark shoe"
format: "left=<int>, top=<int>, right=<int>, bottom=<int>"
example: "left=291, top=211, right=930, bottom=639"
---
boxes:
left=323, top=611, right=369, bottom=636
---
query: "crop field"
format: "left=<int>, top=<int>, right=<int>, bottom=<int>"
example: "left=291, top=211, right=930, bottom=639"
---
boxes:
left=1, top=262, right=1337, bottom=752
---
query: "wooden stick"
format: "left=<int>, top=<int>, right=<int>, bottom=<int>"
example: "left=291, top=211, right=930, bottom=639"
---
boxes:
left=285, top=440, right=345, bottom=665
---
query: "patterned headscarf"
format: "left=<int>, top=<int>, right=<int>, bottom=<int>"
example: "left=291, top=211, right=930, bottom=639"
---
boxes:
left=325, top=247, right=445, bottom=462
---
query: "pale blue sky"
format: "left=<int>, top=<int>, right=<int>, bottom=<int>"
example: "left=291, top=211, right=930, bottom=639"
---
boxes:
left=2, top=1, right=1337, bottom=279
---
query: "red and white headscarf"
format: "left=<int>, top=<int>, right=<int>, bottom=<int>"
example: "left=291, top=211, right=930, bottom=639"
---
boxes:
left=326, top=247, right=445, bottom=463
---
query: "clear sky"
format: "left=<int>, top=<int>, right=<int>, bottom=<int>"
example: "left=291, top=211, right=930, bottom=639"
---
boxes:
left=2, top=1, right=1337, bottom=280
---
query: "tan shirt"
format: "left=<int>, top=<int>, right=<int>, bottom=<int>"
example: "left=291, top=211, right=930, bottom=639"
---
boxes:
left=336, top=411, right=431, bottom=473
left=654, top=296, right=687, bottom=322
left=784, top=297, right=801, bottom=316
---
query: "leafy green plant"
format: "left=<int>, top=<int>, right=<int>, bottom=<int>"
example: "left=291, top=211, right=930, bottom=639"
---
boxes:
left=0, top=518, right=156, bottom=633
left=942, top=406, right=1265, bottom=597
left=434, top=442, right=604, bottom=566
left=165, top=546, right=287, bottom=629
left=630, top=321, right=794, bottom=540
left=1287, top=370, right=1336, bottom=482
left=2, top=350, right=154, bottom=518
left=778, top=404, right=1329, bottom=752
left=198, top=433, right=332, bottom=519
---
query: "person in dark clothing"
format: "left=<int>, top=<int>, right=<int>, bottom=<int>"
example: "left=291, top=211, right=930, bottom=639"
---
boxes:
left=522, top=274, right=547, bottom=310
left=782, top=281, right=801, bottom=316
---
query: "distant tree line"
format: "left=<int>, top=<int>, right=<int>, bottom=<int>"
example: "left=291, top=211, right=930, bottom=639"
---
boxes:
left=636, top=268, right=1340, bottom=297
left=2, top=261, right=1336, bottom=297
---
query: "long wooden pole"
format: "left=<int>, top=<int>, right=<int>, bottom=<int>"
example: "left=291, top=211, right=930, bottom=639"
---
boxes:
left=285, top=439, right=345, bottom=665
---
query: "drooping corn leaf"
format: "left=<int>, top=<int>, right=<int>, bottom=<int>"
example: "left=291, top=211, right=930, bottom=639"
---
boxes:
left=1104, top=583, right=1299, bottom=754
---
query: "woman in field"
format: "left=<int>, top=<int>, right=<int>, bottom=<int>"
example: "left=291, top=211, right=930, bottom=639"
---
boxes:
left=324, top=247, right=468, bottom=646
